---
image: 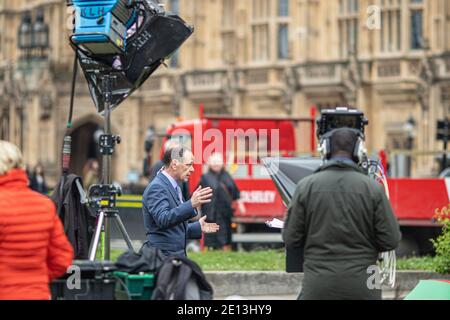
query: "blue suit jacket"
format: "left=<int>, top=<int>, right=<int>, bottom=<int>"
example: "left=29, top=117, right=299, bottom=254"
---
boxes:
left=142, top=172, right=202, bottom=257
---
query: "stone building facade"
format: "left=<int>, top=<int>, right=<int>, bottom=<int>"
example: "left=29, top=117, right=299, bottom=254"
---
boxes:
left=1, top=0, right=449, bottom=186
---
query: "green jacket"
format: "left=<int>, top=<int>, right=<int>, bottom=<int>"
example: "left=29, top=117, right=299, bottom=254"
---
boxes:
left=283, top=160, right=401, bottom=300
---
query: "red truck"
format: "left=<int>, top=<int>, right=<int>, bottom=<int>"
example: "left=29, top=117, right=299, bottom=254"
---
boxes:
left=161, top=110, right=445, bottom=256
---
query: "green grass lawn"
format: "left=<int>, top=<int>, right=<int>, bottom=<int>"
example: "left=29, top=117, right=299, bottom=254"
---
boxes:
left=111, top=249, right=439, bottom=272
left=395, top=256, right=438, bottom=271
left=188, top=250, right=286, bottom=271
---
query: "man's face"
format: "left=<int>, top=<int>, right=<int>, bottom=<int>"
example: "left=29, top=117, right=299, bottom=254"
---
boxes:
left=173, top=151, right=195, bottom=182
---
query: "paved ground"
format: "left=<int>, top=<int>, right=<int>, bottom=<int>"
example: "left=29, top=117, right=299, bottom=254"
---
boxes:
left=111, top=242, right=442, bottom=301
left=214, top=292, right=408, bottom=300
left=215, top=292, right=409, bottom=300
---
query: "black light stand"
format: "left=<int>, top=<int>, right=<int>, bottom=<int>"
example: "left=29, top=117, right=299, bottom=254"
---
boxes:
left=88, top=74, right=135, bottom=261
left=65, top=0, right=194, bottom=262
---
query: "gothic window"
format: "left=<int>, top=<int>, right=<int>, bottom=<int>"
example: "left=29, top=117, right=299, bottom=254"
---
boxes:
left=276, top=0, right=291, bottom=60
left=169, top=0, right=180, bottom=68
left=278, top=0, right=289, bottom=16
left=447, top=1, right=450, bottom=49
left=170, top=0, right=179, bottom=14
left=252, top=0, right=271, bottom=19
left=223, top=0, right=235, bottom=27
left=379, top=0, right=401, bottom=52
left=252, top=0, right=271, bottom=61
left=251, top=0, right=291, bottom=62
left=252, top=0, right=272, bottom=62
left=338, top=0, right=359, bottom=58
left=409, top=0, right=424, bottom=50
left=170, top=51, right=179, bottom=68
left=222, top=0, right=237, bottom=64
left=278, top=24, right=289, bottom=59
left=252, top=24, right=270, bottom=61
left=222, top=32, right=237, bottom=64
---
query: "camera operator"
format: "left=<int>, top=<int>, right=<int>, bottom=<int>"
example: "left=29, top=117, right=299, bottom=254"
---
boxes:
left=283, top=128, right=401, bottom=300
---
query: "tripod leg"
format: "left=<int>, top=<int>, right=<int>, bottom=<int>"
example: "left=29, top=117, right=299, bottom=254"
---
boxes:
left=113, top=213, right=135, bottom=252
left=89, top=211, right=105, bottom=261
left=104, top=215, right=111, bottom=260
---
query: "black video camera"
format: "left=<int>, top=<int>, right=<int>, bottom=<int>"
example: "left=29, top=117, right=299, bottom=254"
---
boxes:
left=316, top=107, right=369, bottom=139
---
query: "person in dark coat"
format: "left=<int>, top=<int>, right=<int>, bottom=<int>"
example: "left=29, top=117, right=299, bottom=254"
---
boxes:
left=283, top=128, right=401, bottom=300
left=199, top=153, right=245, bottom=251
left=142, top=146, right=219, bottom=257
left=29, top=163, right=49, bottom=195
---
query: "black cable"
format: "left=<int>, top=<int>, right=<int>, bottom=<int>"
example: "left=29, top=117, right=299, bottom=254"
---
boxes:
left=61, top=53, right=78, bottom=177
left=68, top=53, right=78, bottom=129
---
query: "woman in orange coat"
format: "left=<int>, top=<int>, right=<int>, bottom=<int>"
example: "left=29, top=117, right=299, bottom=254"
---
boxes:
left=0, top=141, right=74, bottom=300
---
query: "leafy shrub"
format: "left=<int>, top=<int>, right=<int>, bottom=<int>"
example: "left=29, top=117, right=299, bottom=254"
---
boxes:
left=431, top=205, right=450, bottom=274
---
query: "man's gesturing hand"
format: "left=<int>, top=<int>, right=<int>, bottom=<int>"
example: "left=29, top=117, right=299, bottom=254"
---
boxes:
left=199, top=216, right=220, bottom=234
left=191, top=185, right=213, bottom=209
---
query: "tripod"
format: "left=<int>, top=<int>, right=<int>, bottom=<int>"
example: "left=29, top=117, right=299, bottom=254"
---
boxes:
left=88, top=74, right=135, bottom=261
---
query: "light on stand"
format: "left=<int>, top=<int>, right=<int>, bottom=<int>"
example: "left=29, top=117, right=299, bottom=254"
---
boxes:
left=64, top=0, right=194, bottom=261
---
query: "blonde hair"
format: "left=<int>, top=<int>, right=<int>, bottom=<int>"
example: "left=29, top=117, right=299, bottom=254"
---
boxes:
left=0, top=140, right=25, bottom=176
left=207, top=153, right=224, bottom=167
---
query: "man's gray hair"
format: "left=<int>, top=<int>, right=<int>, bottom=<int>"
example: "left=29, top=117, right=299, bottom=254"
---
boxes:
left=162, top=145, right=192, bottom=167
left=0, top=140, right=25, bottom=176
left=164, top=139, right=181, bottom=152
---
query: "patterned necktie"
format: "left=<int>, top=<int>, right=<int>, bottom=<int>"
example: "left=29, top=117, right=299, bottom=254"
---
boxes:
left=176, top=185, right=184, bottom=203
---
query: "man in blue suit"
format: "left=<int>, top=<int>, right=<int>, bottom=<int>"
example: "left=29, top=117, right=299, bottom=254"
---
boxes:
left=143, top=145, right=219, bottom=257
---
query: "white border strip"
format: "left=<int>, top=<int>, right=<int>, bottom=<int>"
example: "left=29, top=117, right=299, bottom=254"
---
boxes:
left=445, top=178, right=450, bottom=202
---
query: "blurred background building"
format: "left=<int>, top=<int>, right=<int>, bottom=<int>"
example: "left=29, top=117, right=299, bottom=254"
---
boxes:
left=0, top=0, right=449, bottom=186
